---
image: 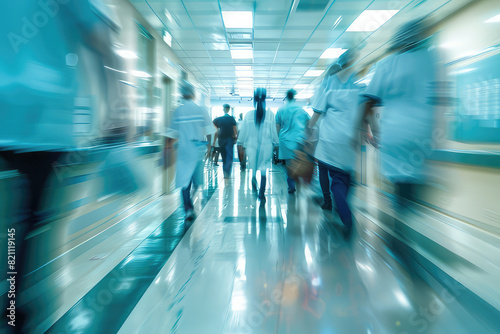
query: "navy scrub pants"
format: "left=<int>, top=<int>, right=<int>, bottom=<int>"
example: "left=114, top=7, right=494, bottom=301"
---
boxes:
left=318, top=160, right=352, bottom=229
left=219, top=138, right=234, bottom=177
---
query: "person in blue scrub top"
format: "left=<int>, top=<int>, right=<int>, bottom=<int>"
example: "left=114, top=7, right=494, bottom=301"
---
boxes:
left=238, top=88, right=279, bottom=203
left=308, top=50, right=361, bottom=237
left=164, top=82, right=213, bottom=221
left=213, top=104, right=237, bottom=179
left=275, top=89, right=310, bottom=193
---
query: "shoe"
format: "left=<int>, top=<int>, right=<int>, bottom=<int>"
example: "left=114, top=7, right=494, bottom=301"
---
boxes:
left=342, top=224, right=353, bottom=240
left=321, top=202, right=332, bottom=210
left=252, top=178, right=258, bottom=192
left=258, top=193, right=266, bottom=203
left=185, top=209, right=196, bottom=221
left=288, top=188, right=296, bottom=194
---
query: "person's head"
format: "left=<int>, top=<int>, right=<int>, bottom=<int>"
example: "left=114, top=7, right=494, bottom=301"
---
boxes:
left=180, top=81, right=195, bottom=100
left=239, top=113, right=243, bottom=120
left=337, top=48, right=358, bottom=69
left=254, top=88, right=266, bottom=126
left=223, top=104, right=230, bottom=114
left=390, top=18, right=430, bottom=53
left=286, top=89, right=296, bottom=102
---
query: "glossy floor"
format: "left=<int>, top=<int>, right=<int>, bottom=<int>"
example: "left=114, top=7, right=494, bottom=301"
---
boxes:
left=11, top=164, right=500, bottom=333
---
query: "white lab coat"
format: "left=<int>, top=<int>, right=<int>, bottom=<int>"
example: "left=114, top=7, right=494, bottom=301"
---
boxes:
left=238, top=109, right=279, bottom=172
left=164, top=100, right=214, bottom=189
left=310, top=73, right=361, bottom=172
left=363, top=47, right=437, bottom=183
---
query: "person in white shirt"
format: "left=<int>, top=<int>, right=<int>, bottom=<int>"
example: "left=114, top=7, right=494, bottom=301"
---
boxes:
left=308, top=50, right=361, bottom=237
left=164, top=82, right=213, bottom=220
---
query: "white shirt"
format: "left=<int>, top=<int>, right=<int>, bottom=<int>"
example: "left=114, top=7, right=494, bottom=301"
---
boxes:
left=311, top=72, right=361, bottom=172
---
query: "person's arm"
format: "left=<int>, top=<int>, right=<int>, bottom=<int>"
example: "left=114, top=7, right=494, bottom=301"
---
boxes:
left=308, top=111, right=321, bottom=130
left=213, top=129, right=219, bottom=146
left=233, top=125, right=238, bottom=139
left=276, top=124, right=281, bottom=135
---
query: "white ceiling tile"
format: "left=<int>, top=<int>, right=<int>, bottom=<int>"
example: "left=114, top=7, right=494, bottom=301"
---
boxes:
left=254, top=42, right=279, bottom=51
left=254, top=29, right=283, bottom=39
left=186, top=50, right=210, bottom=57
left=203, top=43, right=229, bottom=50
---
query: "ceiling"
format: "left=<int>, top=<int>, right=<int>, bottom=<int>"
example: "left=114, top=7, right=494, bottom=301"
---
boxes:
left=130, top=0, right=473, bottom=100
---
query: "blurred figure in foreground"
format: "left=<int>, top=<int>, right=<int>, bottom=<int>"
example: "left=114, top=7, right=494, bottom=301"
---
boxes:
left=275, top=89, right=310, bottom=193
left=308, top=50, right=361, bottom=237
left=238, top=88, right=279, bottom=203
left=164, top=82, right=213, bottom=220
left=236, top=113, right=247, bottom=170
left=0, top=1, right=122, bottom=332
left=213, top=104, right=237, bottom=178
left=357, top=19, right=438, bottom=213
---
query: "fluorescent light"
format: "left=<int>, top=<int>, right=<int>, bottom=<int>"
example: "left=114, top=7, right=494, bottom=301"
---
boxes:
left=235, top=65, right=252, bottom=71
left=320, top=48, right=347, bottom=59
left=115, top=49, right=138, bottom=59
left=294, top=84, right=309, bottom=89
left=236, top=70, right=253, bottom=77
left=131, top=70, right=152, bottom=78
left=239, top=90, right=253, bottom=96
left=296, top=92, right=313, bottom=99
left=452, top=68, right=476, bottom=75
left=238, top=78, right=253, bottom=82
left=163, top=31, right=172, bottom=47
left=104, top=66, right=127, bottom=74
left=222, top=11, right=253, bottom=29
left=238, top=84, right=254, bottom=90
left=304, top=70, right=324, bottom=77
left=346, top=10, right=399, bottom=32
left=485, top=14, right=500, bottom=23
left=231, top=50, right=253, bottom=59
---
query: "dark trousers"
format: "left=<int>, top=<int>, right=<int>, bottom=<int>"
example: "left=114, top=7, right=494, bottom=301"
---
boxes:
left=219, top=138, right=234, bottom=177
left=182, top=181, right=193, bottom=212
left=284, top=159, right=295, bottom=191
left=318, top=161, right=352, bottom=229
left=318, top=162, right=332, bottom=203
left=0, top=150, right=61, bottom=332
left=237, top=145, right=246, bottom=169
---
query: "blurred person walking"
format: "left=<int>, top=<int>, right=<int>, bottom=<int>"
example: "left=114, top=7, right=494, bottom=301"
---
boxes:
left=213, top=104, right=237, bottom=178
left=238, top=88, right=279, bottom=203
left=357, top=19, right=439, bottom=212
left=0, top=2, right=124, bottom=332
left=236, top=113, right=247, bottom=170
left=275, top=89, right=310, bottom=193
left=308, top=50, right=361, bottom=237
left=164, top=82, right=213, bottom=221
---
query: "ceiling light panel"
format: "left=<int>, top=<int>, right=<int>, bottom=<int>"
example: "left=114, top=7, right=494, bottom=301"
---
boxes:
left=235, top=70, right=253, bottom=77
left=222, top=11, right=253, bottom=29
left=346, top=10, right=399, bottom=32
left=304, top=69, right=324, bottom=77
left=230, top=50, right=254, bottom=59
left=235, top=66, right=252, bottom=71
left=320, top=48, right=347, bottom=59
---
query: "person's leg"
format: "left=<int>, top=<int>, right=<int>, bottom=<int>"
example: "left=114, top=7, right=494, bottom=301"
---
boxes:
left=284, top=159, right=296, bottom=193
left=329, top=167, right=352, bottom=230
left=318, top=161, right=332, bottom=209
left=182, top=180, right=193, bottom=213
left=223, top=140, right=234, bottom=177
left=238, top=145, right=246, bottom=170
left=259, top=172, right=267, bottom=202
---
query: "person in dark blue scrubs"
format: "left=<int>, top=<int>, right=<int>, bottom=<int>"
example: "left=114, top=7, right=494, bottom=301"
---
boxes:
left=213, top=104, right=238, bottom=178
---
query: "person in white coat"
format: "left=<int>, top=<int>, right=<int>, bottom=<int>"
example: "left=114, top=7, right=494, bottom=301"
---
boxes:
left=308, top=49, right=361, bottom=237
left=164, top=82, right=213, bottom=220
left=238, top=88, right=279, bottom=203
